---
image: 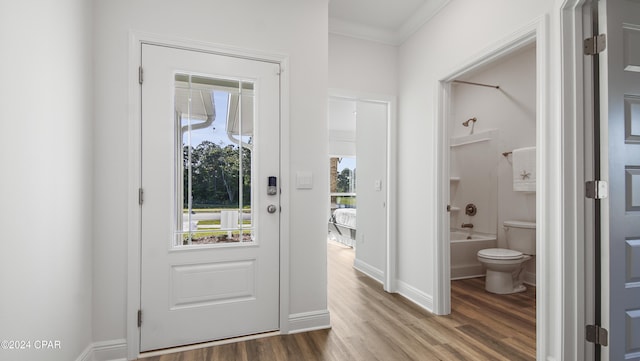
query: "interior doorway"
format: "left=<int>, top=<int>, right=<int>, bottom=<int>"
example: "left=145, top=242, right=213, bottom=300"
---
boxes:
left=434, top=20, right=548, bottom=360
left=327, top=93, right=397, bottom=292
left=446, top=42, right=538, bottom=358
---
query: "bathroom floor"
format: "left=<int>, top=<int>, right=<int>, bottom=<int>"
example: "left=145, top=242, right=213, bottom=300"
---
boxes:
left=451, top=277, right=536, bottom=360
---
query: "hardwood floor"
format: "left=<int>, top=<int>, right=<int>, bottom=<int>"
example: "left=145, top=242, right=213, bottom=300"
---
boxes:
left=137, top=241, right=535, bottom=360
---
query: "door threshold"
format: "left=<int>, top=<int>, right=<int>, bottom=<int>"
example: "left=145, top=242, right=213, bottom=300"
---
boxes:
left=139, top=330, right=280, bottom=358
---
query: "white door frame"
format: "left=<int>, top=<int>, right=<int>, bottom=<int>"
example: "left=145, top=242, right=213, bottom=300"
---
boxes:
left=433, top=16, right=550, bottom=356
left=328, top=89, right=398, bottom=292
left=559, top=1, right=594, bottom=359
left=126, top=32, right=291, bottom=360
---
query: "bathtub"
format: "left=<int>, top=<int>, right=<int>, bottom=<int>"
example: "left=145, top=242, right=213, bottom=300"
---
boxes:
left=450, top=230, right=497, bottom=280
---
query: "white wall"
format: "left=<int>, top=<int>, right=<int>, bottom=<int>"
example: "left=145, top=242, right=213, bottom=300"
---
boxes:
left=329, top=34, right=397, bottom=96
left=328, top=98, right=356, bottom=156
left=93, top=0, right=328, bottom=348
left=397, top=0, right=551, bottom=296
left=397, top=0, right=562, bottom=358
left=0, top=1, right=94, bottom=360
left=450, top=45, right=537, bottom=282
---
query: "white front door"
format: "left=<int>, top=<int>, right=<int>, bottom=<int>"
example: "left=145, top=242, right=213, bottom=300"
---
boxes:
left=139, top=44, right=280, bottom=352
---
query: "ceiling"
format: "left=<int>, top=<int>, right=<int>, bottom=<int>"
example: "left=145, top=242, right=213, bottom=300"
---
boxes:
left=328, top=0, right=450, bottom=45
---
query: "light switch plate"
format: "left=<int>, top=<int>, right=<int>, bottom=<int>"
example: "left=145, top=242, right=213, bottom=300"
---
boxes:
left=296, top=171, right=313, bottom=189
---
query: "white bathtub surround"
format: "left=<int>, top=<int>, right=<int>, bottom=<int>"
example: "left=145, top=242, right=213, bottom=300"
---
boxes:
left=449, top=129, right=499, bottom=236
left=450, top=230, right=496, bottom=280
left=512, top=146, right=536, bottom=192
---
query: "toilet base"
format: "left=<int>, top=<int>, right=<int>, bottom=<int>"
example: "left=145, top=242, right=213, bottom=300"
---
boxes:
left=485, top=269, right=527, bottom=294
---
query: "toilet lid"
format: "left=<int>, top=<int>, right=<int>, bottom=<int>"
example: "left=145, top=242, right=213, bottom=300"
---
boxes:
left=478, top=248, right=523, bottom=260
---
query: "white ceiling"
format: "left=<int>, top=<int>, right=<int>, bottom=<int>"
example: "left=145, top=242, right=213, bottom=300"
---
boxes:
left=328, top=0, right=450, bottom=45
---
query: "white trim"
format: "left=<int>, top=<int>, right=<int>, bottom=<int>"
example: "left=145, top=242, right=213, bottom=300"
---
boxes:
left=75, top=339, right=128, bottom=361
left=279, top=56, right=292, bottom=336
left=93, top=339, right=128, bottom=361
left=353, top=258, right=385, bottom=284
left=434, top=13, right=550, bottom=357
left=287, top=310, right=331, bottom=334
left=327, top=89, right=398, bottom=294
left=524, top=271, right=537, bottom=287
left=328, top=0, right=450, bottom=46
left=396, top=280, right=434, bottom=313
left=328, top=17, right=397, bottom=46
left=75, top=344, right=93, bottom=361
left=395, top=0, right=451, bottom=45
left=450, top=265, right=485, bottom=280
left=559, top=1, right=591, bottom=360
left=386, top=96, right=398, bottom=293
left=127, top=31, right=290, bottom=360
left=434, top=79, right=452, bottom=315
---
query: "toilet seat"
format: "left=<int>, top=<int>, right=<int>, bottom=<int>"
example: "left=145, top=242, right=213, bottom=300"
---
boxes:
left=478, top=248, right=523, bottom=260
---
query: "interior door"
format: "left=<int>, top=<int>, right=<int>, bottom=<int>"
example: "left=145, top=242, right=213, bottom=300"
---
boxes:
left=355, top=100, right=388, bottom=280
left=601, top=0, right=640, bottom=359
left=139, top=44, right=280, bottom=352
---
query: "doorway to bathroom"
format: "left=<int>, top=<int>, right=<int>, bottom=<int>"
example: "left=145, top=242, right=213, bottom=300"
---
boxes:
left=435, top=27, right=543, bottom=360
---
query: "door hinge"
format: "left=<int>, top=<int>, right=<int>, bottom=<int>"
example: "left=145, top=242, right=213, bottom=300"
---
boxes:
left=584, top=34, right=606, bottom=55
left=138, top=188, right=144, bottom=205
left=586, top=324, right=608, bottom=346
left=585, top=180, right=608, bottom=199
left=137, top=309, right=142, bottom=327
left=138, top=66, right=144, bottom=85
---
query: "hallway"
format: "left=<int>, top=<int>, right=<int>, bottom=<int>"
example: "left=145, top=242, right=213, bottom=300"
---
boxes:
left=138, top=241, right=535, bottom=360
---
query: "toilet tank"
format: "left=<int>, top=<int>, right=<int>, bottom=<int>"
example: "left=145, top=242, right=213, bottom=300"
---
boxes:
left=504, top=220, right=536, bottom=255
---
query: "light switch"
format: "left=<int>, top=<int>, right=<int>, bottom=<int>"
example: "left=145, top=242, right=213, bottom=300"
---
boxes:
left=296, top=171, right=313, bottom=189
left=374, top=179, right=382, bottom=191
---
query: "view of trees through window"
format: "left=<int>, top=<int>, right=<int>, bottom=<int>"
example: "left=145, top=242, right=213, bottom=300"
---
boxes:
left=183, top=141, right=251, bottom=208
left=330, top=157, right=356, bottom=209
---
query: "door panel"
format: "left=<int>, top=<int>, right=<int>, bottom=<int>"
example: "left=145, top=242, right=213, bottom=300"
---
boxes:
left=603, top=0, right=640, bottom=359
left=355, top=101, right=388, bottom=275
left=140, top=44, right=280, bottom=352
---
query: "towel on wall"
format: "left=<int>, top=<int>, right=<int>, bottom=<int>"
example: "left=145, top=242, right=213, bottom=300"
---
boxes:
left=512, top=146, right=536, bottom=192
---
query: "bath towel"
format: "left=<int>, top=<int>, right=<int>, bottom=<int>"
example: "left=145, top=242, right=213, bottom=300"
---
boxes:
left=512, top=146, right=536, bottom=192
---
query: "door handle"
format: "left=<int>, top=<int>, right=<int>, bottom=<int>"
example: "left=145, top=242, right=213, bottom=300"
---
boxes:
left=267, top=204, right=277, bottom=214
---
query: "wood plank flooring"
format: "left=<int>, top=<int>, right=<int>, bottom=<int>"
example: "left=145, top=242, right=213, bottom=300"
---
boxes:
left=137, top=241, right=535, bottom=360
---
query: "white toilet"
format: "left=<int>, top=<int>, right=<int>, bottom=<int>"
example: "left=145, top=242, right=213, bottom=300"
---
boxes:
left=477, top=220, right=535, bottom=294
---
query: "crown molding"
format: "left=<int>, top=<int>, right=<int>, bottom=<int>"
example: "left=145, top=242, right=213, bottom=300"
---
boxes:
left=329, top=17, right=397, bottom=45
left=329, top=0, right=451, bottom=46
left=395, top=0, right=450, bottom=43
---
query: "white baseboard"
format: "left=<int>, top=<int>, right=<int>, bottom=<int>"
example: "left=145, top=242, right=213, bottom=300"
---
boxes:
left=76, top=343, right=93, bottom=361
left=75, top=339, right=127, bottom=361
left=288, top=310, right=331, bottom=334
left=524, top=271, right=536, bottom=287
left=396, top=280, right=434, bottom=313
left=353, top=258, right=384, bottom=284
left=451, top=264, right=484, bottom=280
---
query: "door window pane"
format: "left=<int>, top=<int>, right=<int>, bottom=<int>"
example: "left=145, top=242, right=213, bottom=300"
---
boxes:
left=175, top=74, right=254, bottom=247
